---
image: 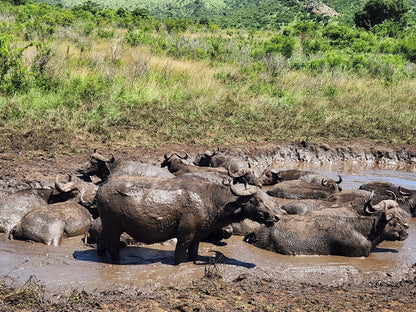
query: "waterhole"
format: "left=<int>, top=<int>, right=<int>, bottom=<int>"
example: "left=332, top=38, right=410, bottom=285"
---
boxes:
left=1, top=160, right=415, bottom=296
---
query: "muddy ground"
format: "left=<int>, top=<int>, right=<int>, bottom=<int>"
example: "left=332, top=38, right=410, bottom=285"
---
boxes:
left=1, top=141, right=416, bottom=311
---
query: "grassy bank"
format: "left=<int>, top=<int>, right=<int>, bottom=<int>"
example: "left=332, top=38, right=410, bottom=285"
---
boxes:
left=0, top=3, right=415, bottom=155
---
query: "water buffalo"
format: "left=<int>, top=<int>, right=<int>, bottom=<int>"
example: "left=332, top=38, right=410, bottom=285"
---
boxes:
left=77, top=150, right=174, bottom=182
left=260, top=169, right=342, bottom=190
left=359, top=181, right=416, bottom=217
left=193, top=149, right=262, bottom=178
left=10, top=201, right=92, bottom=246
left=280, top=189, right=405, bottom=216
left=161, top=151, right=228, bottom=176
left=0, top=188, right=54, bottom=233
left=244, top=200, right=408, bottom=257
left=95, top=174, right=283, bottom=264
left=266, top=179, right=341, bottom=200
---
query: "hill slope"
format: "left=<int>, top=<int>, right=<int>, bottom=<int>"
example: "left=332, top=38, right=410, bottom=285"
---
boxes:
left=33, top=0, right=416, bottom=27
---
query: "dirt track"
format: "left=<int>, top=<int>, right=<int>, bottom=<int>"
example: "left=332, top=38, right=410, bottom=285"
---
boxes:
left=1, top=141, right=416, bottom=311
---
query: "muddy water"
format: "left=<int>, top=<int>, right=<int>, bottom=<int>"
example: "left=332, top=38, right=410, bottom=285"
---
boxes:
left=1, top=164, right=416, bottom=297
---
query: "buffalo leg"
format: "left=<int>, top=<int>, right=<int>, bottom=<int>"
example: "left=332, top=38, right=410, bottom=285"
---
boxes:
left=102, top=223, right=122, bottom=262
left=175, top=217, right=197, bottom=264
left=188, top=240, right=200, bottom=261
left=174, top=236, right=192, bottom=265
left=96, top=230, right=106, bottom=256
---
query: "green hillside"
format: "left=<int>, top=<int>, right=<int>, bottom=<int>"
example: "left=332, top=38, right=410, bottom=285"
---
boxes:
left=35, top=0, right=416, bottom=28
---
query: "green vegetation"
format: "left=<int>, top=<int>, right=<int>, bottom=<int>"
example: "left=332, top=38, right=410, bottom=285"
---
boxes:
left=355, top=0, right=410, bottom=29
left=0, top=1, right=415, bottom=154
left=34, top=0, right=416, bottom=28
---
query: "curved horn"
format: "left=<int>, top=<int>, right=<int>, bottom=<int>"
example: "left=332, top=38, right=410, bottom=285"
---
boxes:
left=228, top=164, right=252, bottom=179
left=91, top=151, right=114, bottom=163
left=364, top=198, right=377, bottom=215
left=398, top=186, right=410, bottom=197
left=386, top=190, right=397, bottom=201
left=204, top=149, right=217, bottom=157
left=230, top=182, right=257, bottom=196
left=176, top=151, right=188, bottom=159
left=164, top=152, right=174, bottom=160
left=55, top=174, right=78, bottom=193
left=336, top=175, right=343, bottom=184
left=321, top=178, right=328, bottom=186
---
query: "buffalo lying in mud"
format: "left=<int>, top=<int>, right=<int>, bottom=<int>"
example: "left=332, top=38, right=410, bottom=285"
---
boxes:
left=193, top=148, right=262, bottom=178
left=161, top=151, right=228, bottom=176
left=78, top=150, right=175, bottom=182
left=266, top=179, right=341, bottom=200
left=0, top=175, right=92, bottom=234
left=259, top=169, right=343, bottom=190
left=244, top=199, right=408, bottom=257
left=359, top=181, right=416, bottom=217
left=10, top=201, right=92, bottom=246
left=95, top=174, right=283, bottom=264
left=280, top=189, right=403, bottom=216
left=0, top=188, right=53, bottom=234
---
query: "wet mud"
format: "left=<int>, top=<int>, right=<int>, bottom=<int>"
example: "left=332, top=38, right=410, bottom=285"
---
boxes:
left=1, top=153, right=416, bottom=301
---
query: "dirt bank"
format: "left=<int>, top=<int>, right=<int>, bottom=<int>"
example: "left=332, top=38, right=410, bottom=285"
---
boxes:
left=1, top=141, right=416, bottom=311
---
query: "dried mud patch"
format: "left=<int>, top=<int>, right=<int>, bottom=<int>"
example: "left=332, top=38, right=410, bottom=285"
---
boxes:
left=2, top=275, right=416, bottom=311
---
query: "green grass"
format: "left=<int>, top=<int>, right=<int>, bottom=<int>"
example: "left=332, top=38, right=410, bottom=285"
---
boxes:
left=1, top=2, right=415, bottom=155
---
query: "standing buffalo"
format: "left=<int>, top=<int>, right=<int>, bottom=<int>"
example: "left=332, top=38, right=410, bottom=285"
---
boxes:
left=244, top=199, right=408, bottom=257
left=95, top=174, right=282, bottom=264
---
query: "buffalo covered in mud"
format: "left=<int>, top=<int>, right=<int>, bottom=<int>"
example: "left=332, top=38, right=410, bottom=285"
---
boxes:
left=1, top=148, right=414, bottom=265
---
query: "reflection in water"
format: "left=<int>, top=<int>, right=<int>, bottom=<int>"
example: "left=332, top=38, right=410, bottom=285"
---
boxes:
left=0, top=163, right=415, bottom=292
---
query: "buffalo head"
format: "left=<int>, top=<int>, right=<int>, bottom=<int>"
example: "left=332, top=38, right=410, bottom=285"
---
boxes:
left=77, top=150, right=115, bottom=182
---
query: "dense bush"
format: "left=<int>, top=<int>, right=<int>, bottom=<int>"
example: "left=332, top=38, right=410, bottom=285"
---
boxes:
left=355, top=0, right=409, bottom=29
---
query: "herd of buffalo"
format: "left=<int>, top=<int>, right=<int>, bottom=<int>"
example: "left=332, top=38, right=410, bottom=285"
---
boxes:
left=0, top=149, right=414, bottom=264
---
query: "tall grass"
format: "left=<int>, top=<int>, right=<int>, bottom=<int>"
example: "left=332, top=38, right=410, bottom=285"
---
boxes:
left=1, top=4, right=415, bottom=154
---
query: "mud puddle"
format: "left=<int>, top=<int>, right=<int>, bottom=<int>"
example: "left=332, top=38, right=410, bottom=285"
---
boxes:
left=1, top=164, right=416, bottom=298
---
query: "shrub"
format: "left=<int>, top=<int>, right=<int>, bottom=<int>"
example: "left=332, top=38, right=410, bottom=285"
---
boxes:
left=0, top=34, right=30, bottom=94
left=355, top=0, right=409, bottom=29
left=264, top=34, right=296, bottom=58
left=400, top=35, right=416, bottom=62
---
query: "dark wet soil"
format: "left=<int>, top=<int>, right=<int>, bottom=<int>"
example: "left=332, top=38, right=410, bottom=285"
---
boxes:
left=1, top=141, right=416, bottom=311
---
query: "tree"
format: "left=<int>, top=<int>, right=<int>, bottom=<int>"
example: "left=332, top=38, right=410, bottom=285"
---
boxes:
left=355, top=0, right=409, bottom=29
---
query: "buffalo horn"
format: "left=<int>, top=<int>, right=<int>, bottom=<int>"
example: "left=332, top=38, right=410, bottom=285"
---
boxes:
left=177, top=151, right=188, bottom=159
left=55, top=174, right=78, bottom=193
left=230, top=182, right=257, bottom=196
left=91, top=151, right=114, bottom=163
left=204, top=148, right=218, bottom=157
left=398, top=186, right=410, bottom=197
left=164, top=152, right=173, bottom=160
left=364, top=199, right=377, bottom=215
left=336, top=175, right=343, bottom=184
left=321, top=178, right=328, bottom=186
left=228, top=164, right=252, bottom=179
